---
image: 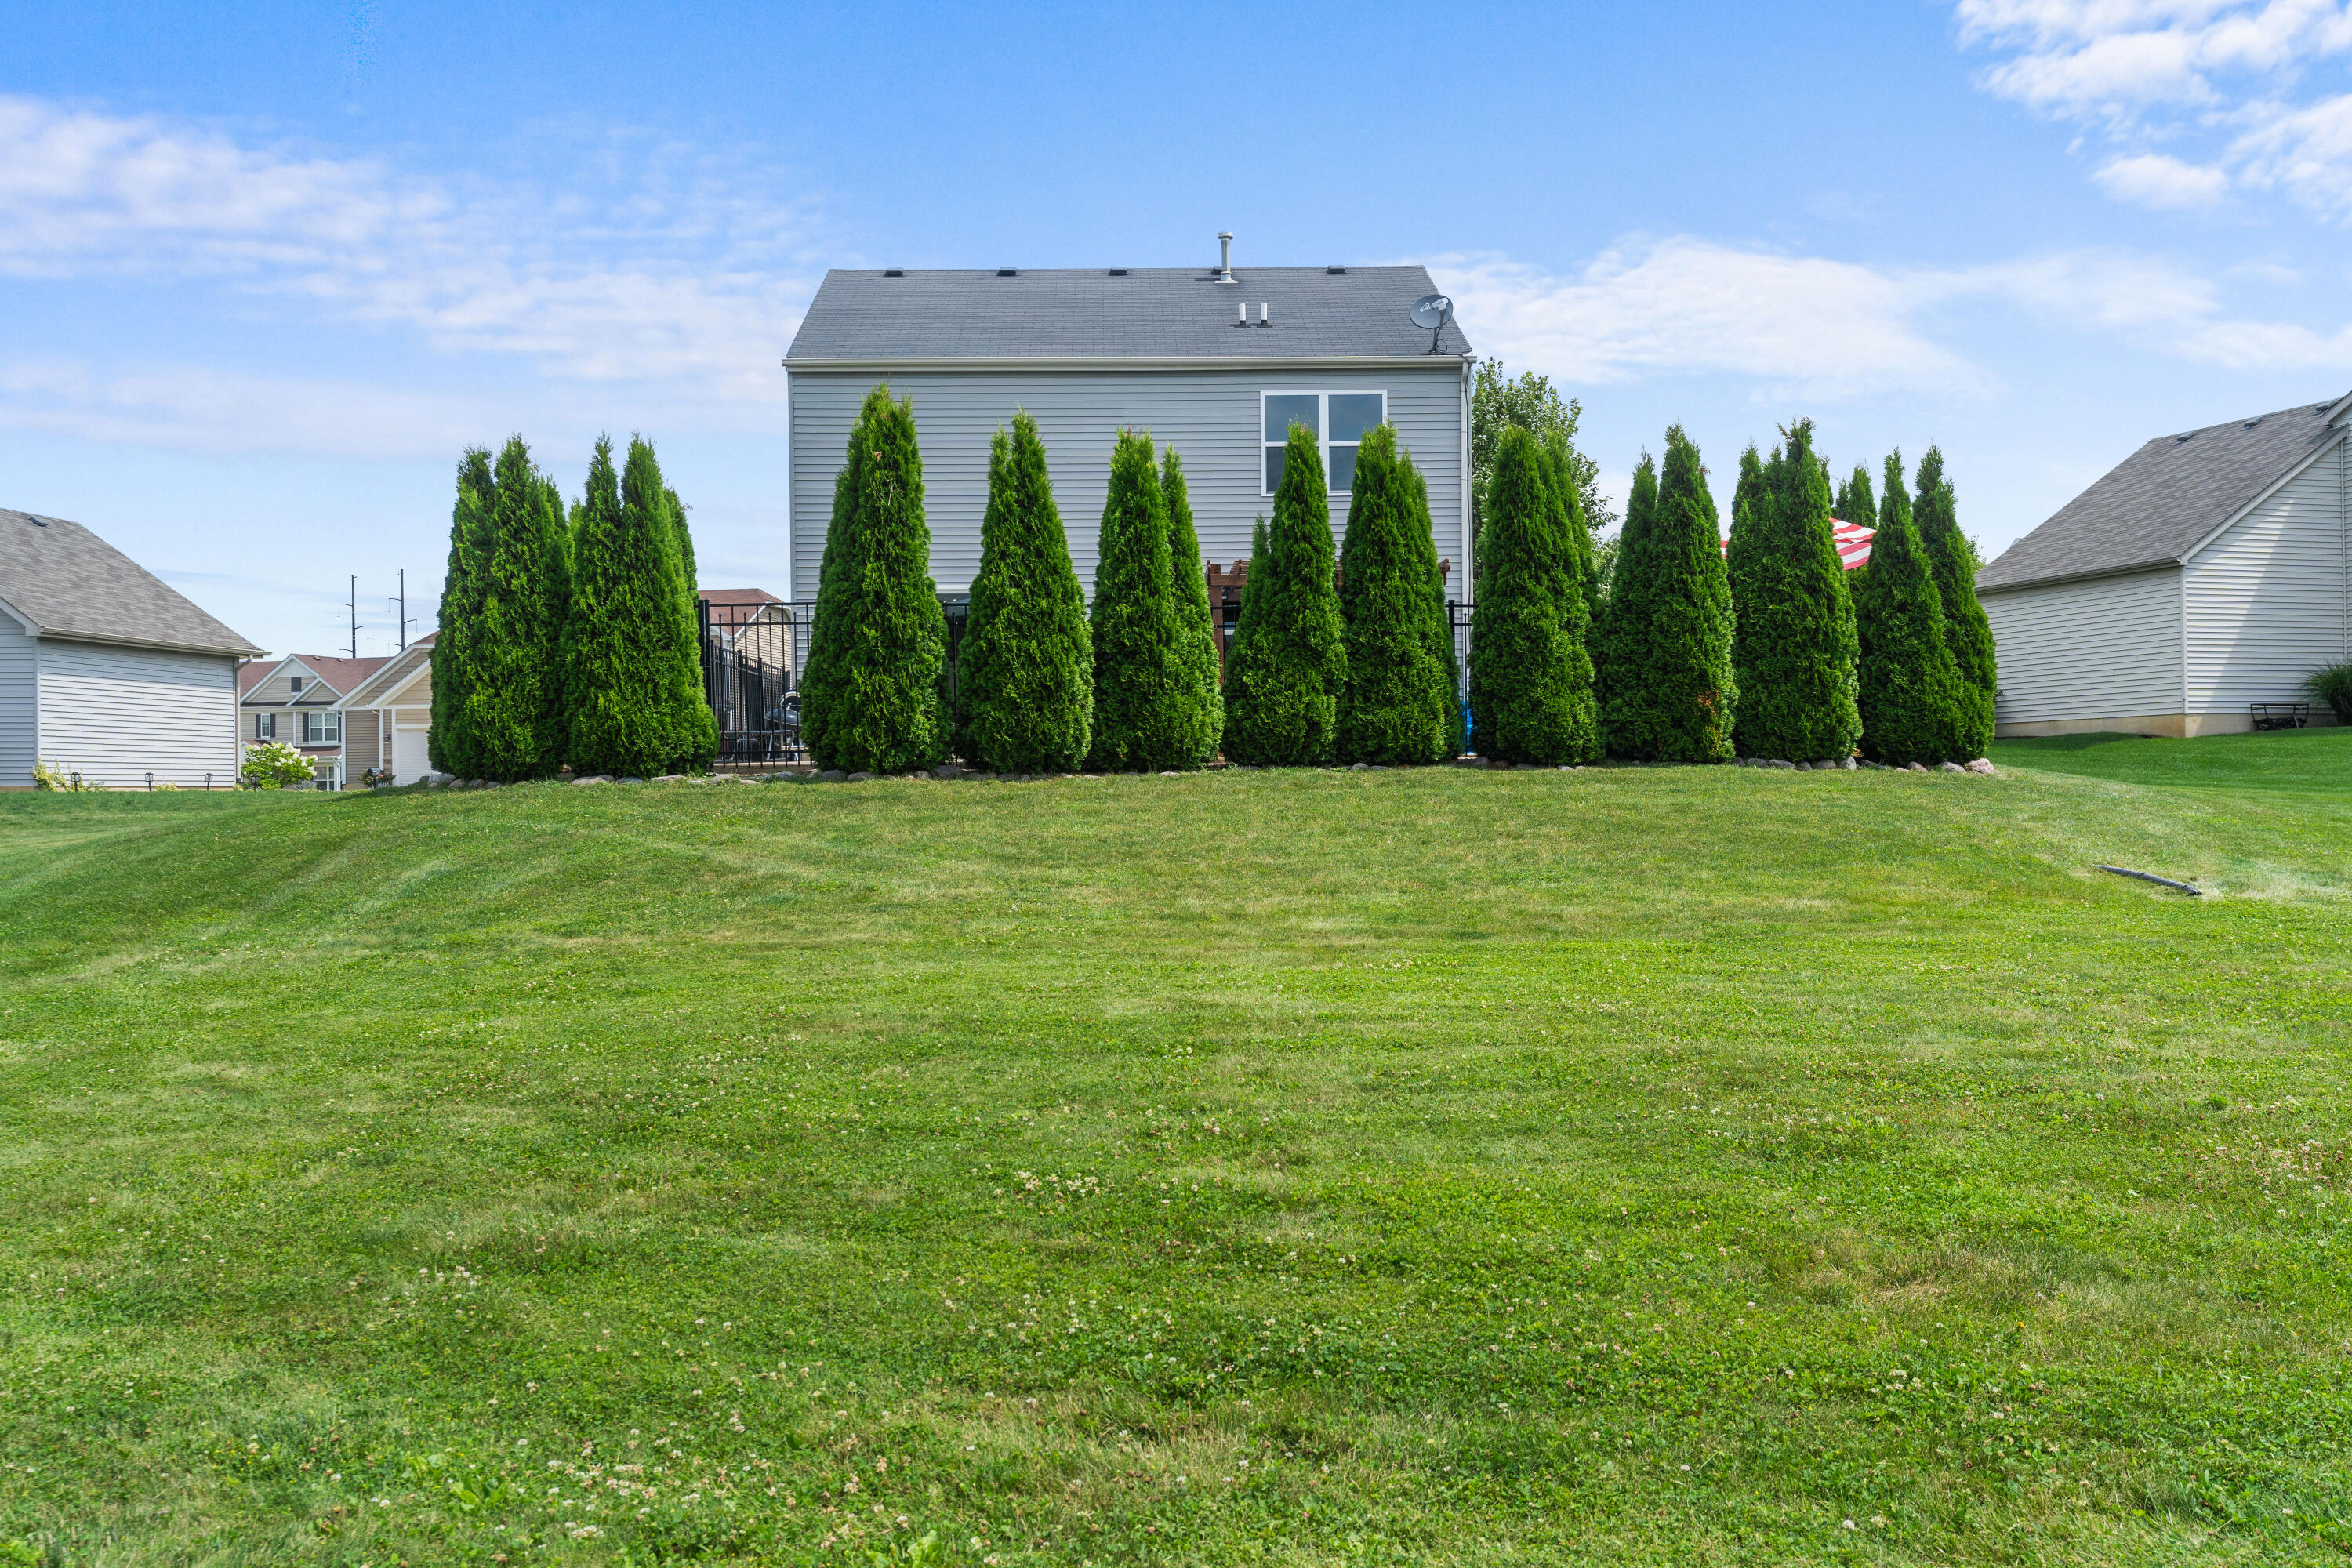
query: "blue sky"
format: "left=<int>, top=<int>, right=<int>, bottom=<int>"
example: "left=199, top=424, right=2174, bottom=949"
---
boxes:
left=7, top=0, right=2352, bottom=655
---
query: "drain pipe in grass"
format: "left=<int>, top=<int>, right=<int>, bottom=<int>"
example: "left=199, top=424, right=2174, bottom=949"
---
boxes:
left=2095, top=865, right=2203, bottom=896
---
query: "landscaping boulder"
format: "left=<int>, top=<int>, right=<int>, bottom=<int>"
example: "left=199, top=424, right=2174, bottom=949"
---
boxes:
left=847, top=771, right=875, bottom=782
left=1968, top=758, right=1997, bottom=775
left=1940, top=761, right=1965, bottom=774
left=818, top=769, right=846, bottom=782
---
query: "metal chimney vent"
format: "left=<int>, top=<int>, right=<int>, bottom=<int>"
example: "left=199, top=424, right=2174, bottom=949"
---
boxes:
left=1216, top=231, right=1235, bottom=282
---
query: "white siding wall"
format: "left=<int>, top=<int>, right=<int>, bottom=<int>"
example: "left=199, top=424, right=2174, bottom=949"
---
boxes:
left=2183, top=439, right=2350, bottom=721
left=0, top=615, right=35, bottom=787
left=35, top=639, right=241, bottom=787
left=1981, top=567, right=2184, bottom=729
left=786, top=365, right=1468, bottom=601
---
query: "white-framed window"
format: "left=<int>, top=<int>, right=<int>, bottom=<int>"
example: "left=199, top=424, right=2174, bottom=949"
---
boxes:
left=253, top=713, right=276, bottom=739
left=1261, top=390, right=1387, bottom=497
left=288, top=675, right=306, bottom=696
left=304, top=711, right=342, bottom=745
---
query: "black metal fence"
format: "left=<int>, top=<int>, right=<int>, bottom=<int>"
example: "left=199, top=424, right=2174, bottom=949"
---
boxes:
left=698, top=592, right=1476, bottom=767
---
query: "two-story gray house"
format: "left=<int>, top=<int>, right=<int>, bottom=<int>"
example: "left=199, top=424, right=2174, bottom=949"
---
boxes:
left=782, top=245, right=1475, bottom=604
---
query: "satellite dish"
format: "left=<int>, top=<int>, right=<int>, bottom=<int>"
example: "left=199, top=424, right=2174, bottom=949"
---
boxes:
left=1410, top=292, right=1454, bottom=353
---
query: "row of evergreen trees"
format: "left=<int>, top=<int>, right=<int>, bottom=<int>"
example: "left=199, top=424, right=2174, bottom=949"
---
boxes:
left=1568, top=418, right=1994, bottom=767
left=797, top=386, right=1995, bottom=774
left=430, top=434, right=716, bottom=782
left=800, top=387, right=1472, bottom=773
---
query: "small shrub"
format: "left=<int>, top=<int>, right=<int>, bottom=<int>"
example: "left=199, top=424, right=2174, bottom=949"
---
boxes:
left=241, top=742, right=315, bottom=789
left=2306, top=659, right=2352, bottom=723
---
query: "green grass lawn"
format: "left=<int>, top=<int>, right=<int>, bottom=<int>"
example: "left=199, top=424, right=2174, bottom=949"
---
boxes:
left=2, top=732, right=2348, bottom=1566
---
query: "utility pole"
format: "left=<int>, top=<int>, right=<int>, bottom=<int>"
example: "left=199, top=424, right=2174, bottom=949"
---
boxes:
left=338, top=575, right=370, bottom=659
left=390, top=569, right=416, bottom=652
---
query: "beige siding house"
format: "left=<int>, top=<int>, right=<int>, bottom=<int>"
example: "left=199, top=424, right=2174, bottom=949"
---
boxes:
left=1978, top=392, right=2352, bottom=736
left=337, top=635, right=436, bottom=785
left=239, top=654, right=389, bottom=789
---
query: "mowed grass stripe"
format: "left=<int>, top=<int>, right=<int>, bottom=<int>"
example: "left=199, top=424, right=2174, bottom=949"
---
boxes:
left=0, top=732, right=2347, bottom=1564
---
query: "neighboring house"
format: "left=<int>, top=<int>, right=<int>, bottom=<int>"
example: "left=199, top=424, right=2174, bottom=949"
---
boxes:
left=1, top=507, right=263, bottom=789
left=336, top=634, right=436, bottom=785
left=782, top=242, right=1475, bottom=602
left=1977, top=393, right=2352, bottom=736
left=238, top=653, right=389, bottom=789
left=699, top=587, right=797, bottom=678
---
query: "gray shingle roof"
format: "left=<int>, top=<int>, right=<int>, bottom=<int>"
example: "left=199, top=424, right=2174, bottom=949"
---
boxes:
left=0, top=508, right=263, bottom=655
left=1977, top=396, right=2348, bottom=591
left=785, top=265, right=1472, bottom=361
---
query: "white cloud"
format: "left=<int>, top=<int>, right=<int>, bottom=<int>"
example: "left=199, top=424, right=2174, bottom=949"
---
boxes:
left=0, top=95, right=824, bottom=394
left=1435, top=237, right=2352, bottom=400
left=2093, top=150, right=2235, bottom=204
left=1432, top=242, right=1984, bottom=399
left=0, top=359, right=503, bottom=458
left=1955, top=1, right=2352, bottom=218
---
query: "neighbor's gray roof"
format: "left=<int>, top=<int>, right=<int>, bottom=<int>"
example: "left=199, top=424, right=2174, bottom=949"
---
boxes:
left=1978, top=395, right=2348, bottom=591
left=0, top=508, right=263, bottom=655
left=785, top=265, right=1472, bottom=361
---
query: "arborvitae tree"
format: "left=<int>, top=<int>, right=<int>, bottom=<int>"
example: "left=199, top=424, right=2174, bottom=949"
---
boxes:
left=1835, top=463, right=1876, bottom=532
left=800, top=386, right=949, bottom=773
left=1413, top=461, right=1468, bottom=757
left=1160, top=448, right=1225, bottom=766
left=1913, top=446, right=1996, bottom=757
left=1087, top=430, right=1186, bottom=771
left=1597, top=426, right=1737, bottom=761
left=1468, top=426, right=1592, bottom=764
left=1221, top=516, right=1272, bottom=750
left=561, top=437, right=680, bottom=775
left=1541, top=429, right=1602, bottom=630
left=1537, top=431, right=1601, bottom=758
left=428, top=448, right=494, bottom=778
left=1855, top=451, right=1966, bottom=765
left=1221, top=423, right=1348, bottom=764
left=428, top=439, right=570, bottom=781
left=622, top=437, right=717, bottom=772
left=797, top=462, right=858, bottom=769
left=1336, top=425, right=1453, bottom=764
left=955, top=412, right=1093, bottom=772
left=1729, top=419, right=1861, bottom=761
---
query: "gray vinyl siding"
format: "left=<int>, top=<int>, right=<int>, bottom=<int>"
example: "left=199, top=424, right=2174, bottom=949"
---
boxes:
left=787, top=365, right=1468, bottom=602
left=1980, top=567, right=2184, bottom=728
left=2182, top=441, right=2350, bottom=719
left=0, top=615, right=34, bottom=787
left=35, top=638, right=241, bottom=786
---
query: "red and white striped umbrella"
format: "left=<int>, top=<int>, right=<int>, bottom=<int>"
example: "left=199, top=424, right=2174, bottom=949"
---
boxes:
left=1717, top=519, right=1876, bottom=570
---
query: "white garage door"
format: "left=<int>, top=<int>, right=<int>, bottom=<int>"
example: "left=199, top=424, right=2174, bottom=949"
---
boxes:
left=392, top=726, right=434, bottom=783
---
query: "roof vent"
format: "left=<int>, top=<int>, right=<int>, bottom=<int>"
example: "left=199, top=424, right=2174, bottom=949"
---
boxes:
left=883, top=268, right=904, bottom=278
left=1215, top=230, right=1235, bottom=283
left=1257, top=301, right=1271, bottom=327
left=2174, top=432, right=2194, bottom=443
left=1327, top=265, right=1347, bottom=274
left=1108, top=268, right=1128, bottom=276
left=996, top=268, right=1017, bottom=277
left=2242, top=416, right=2263, bottom=429
left=26, top=515, right=46, bottom=527
left=1235, top=303, right=1250, bottom=328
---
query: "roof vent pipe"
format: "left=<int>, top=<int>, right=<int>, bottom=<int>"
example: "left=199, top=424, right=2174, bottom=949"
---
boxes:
left=1217, top=231, right=1234, bottom=281
left=1258, top=301, right=1271, bottom=326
